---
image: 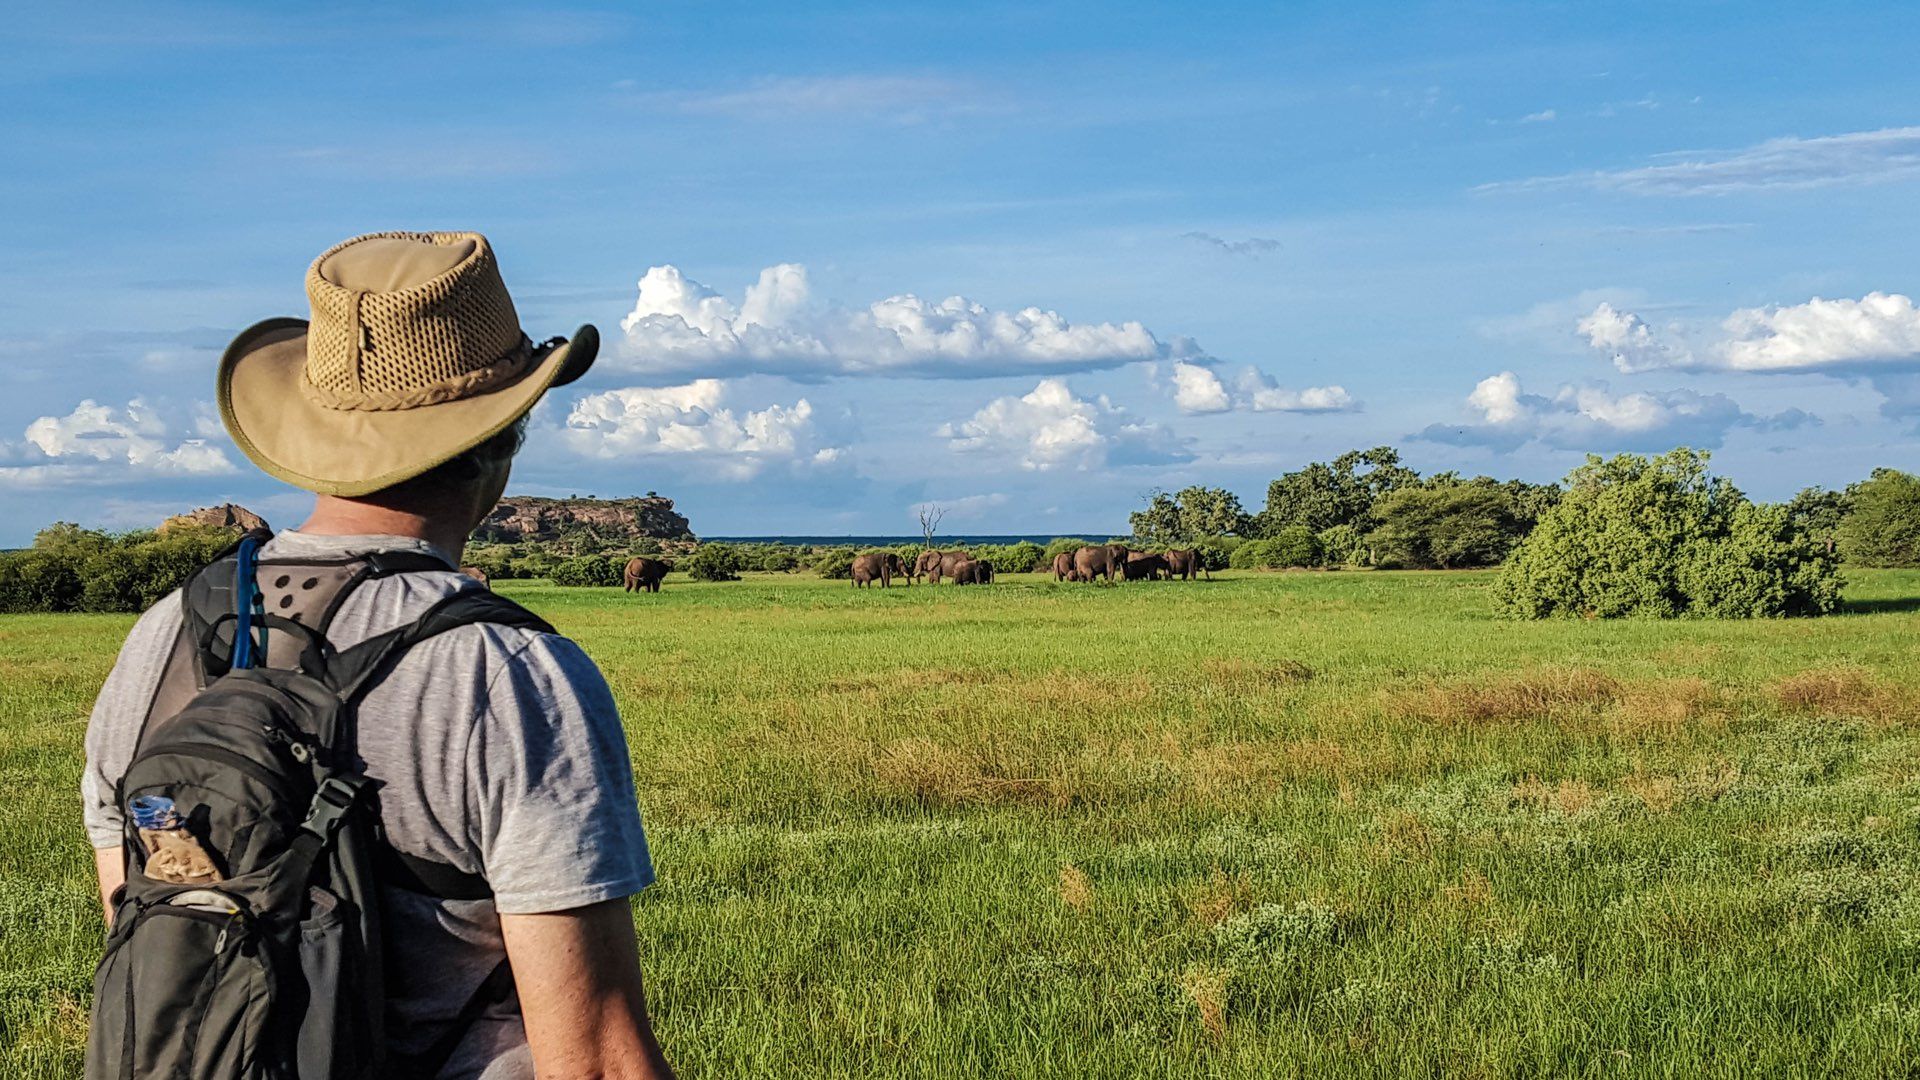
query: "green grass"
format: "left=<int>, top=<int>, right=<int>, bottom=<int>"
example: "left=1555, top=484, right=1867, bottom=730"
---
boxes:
left=5, top=568, right=1920, bottom=1077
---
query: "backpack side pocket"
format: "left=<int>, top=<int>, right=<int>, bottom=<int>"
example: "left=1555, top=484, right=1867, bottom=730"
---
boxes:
left=85, top=890, right=274, bottom=1080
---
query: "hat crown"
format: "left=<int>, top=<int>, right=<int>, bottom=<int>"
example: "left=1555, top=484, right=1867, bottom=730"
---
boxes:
left=302, top=231, right=530, bottom=411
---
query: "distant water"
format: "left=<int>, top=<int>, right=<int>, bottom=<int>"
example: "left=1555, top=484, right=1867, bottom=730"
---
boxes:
left=704, top=533, right=1118, bottom=546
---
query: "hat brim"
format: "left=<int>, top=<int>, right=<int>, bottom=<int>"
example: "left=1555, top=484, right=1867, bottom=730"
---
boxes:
left=217, top=319, right=597, bottom=496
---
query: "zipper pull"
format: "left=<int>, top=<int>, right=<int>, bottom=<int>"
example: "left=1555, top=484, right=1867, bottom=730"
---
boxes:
left=263, top=723, right=313, bottom=763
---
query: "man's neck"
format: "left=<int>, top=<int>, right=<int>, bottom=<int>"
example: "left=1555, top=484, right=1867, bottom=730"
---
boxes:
left=297, top=496, right=472, bottom=564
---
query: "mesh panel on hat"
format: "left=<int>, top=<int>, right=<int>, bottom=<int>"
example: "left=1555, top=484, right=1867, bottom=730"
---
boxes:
left=301, top=232, right=529, bottom=410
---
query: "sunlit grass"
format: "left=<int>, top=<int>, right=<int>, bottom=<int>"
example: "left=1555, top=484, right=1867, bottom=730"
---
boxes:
left=4, top=569, right=1919, bottom=1076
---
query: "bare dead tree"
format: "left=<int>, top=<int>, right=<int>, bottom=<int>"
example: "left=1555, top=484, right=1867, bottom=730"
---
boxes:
left=918, top=504, right=946, bottom=549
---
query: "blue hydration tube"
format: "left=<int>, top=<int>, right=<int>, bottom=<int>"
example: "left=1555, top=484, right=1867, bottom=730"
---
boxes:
left=231, top=535, right=265, bottom=669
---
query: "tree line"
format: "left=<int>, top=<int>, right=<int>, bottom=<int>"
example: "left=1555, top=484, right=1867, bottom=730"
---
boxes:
left=1, top=448, right=1912, bottom=618
left=1128, top=445, right=1918, bottom=573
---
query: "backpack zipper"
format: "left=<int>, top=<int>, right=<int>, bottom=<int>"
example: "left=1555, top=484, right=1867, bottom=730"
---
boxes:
left=127, top=742, right=302, bottom=808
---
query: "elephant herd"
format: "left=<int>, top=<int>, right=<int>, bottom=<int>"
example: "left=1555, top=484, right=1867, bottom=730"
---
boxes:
left=852, top=544, right=1208, bottom=588
left=850, top=550, right=996, bottom=587
left=1055, top=543, right=1209, bottom=583
left=471, top=549, right=1206, bottom=595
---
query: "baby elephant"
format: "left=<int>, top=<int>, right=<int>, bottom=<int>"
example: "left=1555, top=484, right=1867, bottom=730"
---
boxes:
left=1122, top=553, right=1169, bottom=581
left=951, top=558, right=996, bottom=585
left=624, top=556, right=670, bottom=593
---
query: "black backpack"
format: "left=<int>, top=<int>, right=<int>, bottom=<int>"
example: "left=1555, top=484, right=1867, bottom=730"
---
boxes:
left=87, top=532, right=552, bottom=1079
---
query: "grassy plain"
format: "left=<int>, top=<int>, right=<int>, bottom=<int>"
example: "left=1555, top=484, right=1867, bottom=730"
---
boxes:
left=4, top=568, right=1920, bottom=1077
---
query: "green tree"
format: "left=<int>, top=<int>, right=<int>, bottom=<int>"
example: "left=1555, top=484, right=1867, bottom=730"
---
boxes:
left=1176, top=486, right=1249, bottom=538
left=1255, top=446, right=1417, bottom=536
left=1129, top=487, right=1248, bottom=544
left=1503, top=479, right=1563, bottom=533
left=1496, top=448, right=1840, bottom=619
left=1368, top=485, right=1519, bottom=569
left=1128, top=492, right=1183, bottom=545
left=1836, top=469, right=1920, bottom=567
left=1786, top=486, right=1851, bottom=556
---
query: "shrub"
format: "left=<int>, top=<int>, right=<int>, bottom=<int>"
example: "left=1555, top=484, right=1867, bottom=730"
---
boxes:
left=80, top=528, right=233, bottom=612
left=510, top=550, right=562, bottom=580
left=0, top=549, right=87, bottom=613
left=1229, top=528, right=1322, bottom=570
left=550, top=554, right=626, bottom=587
left=759, top=547, right=802, bottom=573
left=1677, top=502, right=1844, bottom=618
left=684, top=543, right=743, bottom=582
left=1367, top=484, right=1519, bottom=569
left=1496, top=449, right=1840, bottom=619
left=977, top=541, right=1045, bottom=574
left=0, top=524, right=235, bottom=613
left=1315, top=525, right=1365, bottom=568
left=1189, top=535, right=1240, bottom=572
left=1042, top=538, right=1092, bottom=564
left=813, top=547, right=857, bottom=579
left=461, top=544, right=518, bottom=580
left=1837, top=469, right=1920, bottom=567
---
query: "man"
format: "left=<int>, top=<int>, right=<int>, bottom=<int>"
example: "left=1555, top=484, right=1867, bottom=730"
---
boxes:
left=82, top=231, right=675, bottom=1079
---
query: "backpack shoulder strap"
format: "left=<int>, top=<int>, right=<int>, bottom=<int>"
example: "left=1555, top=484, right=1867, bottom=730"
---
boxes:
left=326, top=589, right=555, bottom=704
left=327, top=589, right=556, bottom=905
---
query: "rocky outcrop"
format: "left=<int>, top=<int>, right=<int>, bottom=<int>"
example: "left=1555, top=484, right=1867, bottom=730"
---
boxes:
left=160, top=504, right=270, bottom=534
left=472, top=495, right=694, bottom=546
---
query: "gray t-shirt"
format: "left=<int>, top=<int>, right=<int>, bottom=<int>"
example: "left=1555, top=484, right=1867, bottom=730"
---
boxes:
left=82, top=531, right=654, bottom=1079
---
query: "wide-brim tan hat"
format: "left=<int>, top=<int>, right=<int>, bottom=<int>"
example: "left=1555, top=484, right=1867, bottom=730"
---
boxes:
left=218, top=230, right=597, bottom=496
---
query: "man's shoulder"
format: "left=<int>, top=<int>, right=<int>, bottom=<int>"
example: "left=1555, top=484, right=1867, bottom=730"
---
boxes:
left=124, top=589, right=188, bottom=646
left=387, top=597, right=604, bottom=693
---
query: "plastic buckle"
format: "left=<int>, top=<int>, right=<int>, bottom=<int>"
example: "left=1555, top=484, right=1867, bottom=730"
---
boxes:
left=301, top=776, right=365, bottom=839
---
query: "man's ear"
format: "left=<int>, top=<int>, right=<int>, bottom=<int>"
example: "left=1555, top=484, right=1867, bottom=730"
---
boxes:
left=472, top=461, right=513, bottom=528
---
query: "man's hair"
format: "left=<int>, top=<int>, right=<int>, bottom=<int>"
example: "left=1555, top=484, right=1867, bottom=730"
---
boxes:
left=364, top=415, right=527, bottom=507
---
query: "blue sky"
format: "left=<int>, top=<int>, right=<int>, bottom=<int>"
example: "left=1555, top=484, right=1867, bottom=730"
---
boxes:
left=2, top=1, right=1917, bottom=542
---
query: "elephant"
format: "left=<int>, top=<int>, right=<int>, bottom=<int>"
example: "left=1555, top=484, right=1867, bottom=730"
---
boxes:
left=851, top=551, right=906, bottom=588
left=951, top=558, right=995, bottom=585
left=1072, top=545, right=1124, bottom=582
left=458, top=565, right=490, bottom=588
left=623, top=556, right=670, bottom=593
left=1051, top=551, right=1081, bottom=581
left=1122, top=553, right=1169, bottom=581
left=915, top=549, right=973, bottom=584
left=1162, top=548, right=1209, bottom=581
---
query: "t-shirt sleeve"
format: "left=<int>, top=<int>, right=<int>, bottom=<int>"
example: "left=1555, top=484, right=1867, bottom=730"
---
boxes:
left=465, top=633, right=655, bottom=914
left=82, top=592, right=186, bottom=849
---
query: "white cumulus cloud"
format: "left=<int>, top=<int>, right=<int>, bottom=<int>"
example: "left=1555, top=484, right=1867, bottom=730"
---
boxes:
left=562, top=379, right=845, bottom=479
left=1719, top=292, right=1920, bottom=372
left=1417, top=371, right=1814, bottom=452
left=938, top=378, right=1191, bottom=470
left=1170, top=362, right=1233, bottom=413
left=1578, top=302, right=1692, bottom=373
left=1578, top=292, right=1920, bottom=415
left=0, top=398, right=236, bottom=487
left=1165, top=361, right=1356, bottom=415
left=614, top=263, right=1196, bottom=380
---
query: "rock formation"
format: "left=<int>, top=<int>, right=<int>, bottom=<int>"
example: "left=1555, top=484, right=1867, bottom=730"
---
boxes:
left=471, top=495, right=694, bottom=547
left=160, top=504, right=270, bottom=534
